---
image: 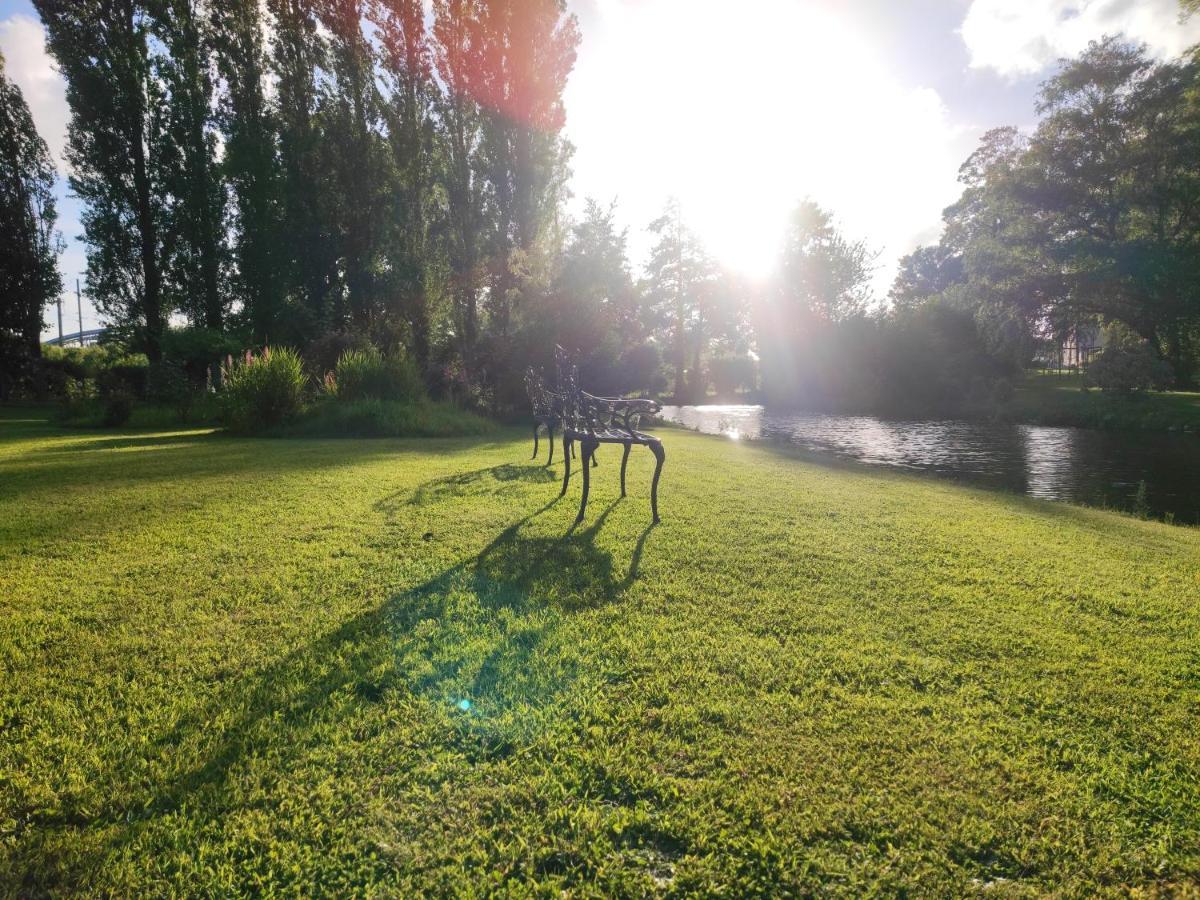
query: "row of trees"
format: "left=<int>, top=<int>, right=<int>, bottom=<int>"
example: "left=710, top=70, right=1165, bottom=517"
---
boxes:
left=4, top=15, right=1198, bottom=410
left=25, top=0, right=580, bottom=406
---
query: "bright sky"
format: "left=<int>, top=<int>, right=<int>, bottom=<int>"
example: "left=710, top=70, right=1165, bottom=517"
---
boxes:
left=2, top=0, right=1197, bottom=338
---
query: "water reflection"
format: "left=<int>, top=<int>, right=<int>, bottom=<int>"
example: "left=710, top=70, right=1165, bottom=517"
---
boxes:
left=659, top=405, right=1200, bottom=524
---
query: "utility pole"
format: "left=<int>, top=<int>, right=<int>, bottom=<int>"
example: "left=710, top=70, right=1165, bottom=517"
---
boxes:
left=56, top=293, right=63, bottom=345
left=76, top=279, right=83, bottom=344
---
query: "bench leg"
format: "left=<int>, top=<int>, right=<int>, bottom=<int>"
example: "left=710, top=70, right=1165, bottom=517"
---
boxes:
left=576, top=438, right=598, bottom=525
left=560, top=435, right=572, bottom=496
left=532, top=423, right=539, bottom=459
left=571, top=440, right=576, bottom=460
left=620, top=442, right=631, bottom=497
left=546, top=423, right=555, bottom=466
left=649, top=442, right=665, bottom=524
left=592, top=446, right=599, bottom=468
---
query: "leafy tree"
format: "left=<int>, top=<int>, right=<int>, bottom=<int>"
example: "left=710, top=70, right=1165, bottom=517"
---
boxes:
left=777, top=201, right=874, bottom=323
left=937, top=43, right=1200, bottom=386
left=319, top=0, right=390, bottom=331
left=431, top=0, right=488, bottom=383
left=0, top=49, right=61, bottom=358
left=642, top=198, right=721, bottom=402
left=212, top=0, right=284, bottom=343
left=372, top=0, right=438, bottom=370
left=36, top=0, right=170, bottom=360
left=889, top=245, right=963, bottom=312
left=757, top=201, right=874, bottom=405
left=156, top=0, right=226, bottom=332
left=472, top=0, right=579, bottom=340
left=1022, top=39, right=1200, bottom=382
left=522, top=198, right=637, bottom=393
left=268, top=0, right=340, bottom=334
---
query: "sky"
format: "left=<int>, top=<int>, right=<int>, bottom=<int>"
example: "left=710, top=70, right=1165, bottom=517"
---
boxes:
left=2, top=0, right=1198, bottom=340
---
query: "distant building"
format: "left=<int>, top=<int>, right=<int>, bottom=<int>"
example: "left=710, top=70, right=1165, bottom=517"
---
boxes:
left=1034, top=322, right=1103, bottom=372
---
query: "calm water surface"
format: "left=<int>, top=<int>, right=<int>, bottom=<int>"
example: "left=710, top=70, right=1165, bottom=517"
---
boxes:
left=659, top=405, right=1200, bottom=524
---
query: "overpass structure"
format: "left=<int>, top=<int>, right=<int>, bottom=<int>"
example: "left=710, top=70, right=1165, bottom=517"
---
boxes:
left=43, top=328, right=108, bottom=348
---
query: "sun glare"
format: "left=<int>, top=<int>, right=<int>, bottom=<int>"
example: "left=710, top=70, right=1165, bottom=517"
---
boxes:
left=566, top=0, right=969, bottom=286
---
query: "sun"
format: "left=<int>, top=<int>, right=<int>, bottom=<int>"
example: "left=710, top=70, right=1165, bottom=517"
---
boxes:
left=565, top=0, right=969, bottom=289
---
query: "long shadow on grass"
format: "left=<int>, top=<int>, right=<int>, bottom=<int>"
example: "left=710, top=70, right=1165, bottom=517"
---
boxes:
left=26, top=481, right=652, bottom=887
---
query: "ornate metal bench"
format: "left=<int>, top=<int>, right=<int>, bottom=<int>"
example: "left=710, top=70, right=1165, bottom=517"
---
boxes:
left=554, top=347, right=665, bottom=525
left=524, top=365, right=596, bottom=469
left=524, top=367, right=561, bottom=465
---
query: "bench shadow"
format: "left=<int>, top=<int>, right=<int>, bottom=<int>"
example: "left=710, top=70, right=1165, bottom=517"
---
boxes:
left=22, top=485, right=655, bottom=889
left=380, top=463, right=558, bottom=510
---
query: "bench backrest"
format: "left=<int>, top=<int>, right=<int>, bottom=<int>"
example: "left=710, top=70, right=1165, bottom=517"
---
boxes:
left=554, top=346, right=661, bottom=438
left=524, top=367, right=556, bottom=419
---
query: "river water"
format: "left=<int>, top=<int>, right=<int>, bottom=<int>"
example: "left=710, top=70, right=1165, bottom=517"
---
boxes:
left=659, top=405, right=1200, bottom=524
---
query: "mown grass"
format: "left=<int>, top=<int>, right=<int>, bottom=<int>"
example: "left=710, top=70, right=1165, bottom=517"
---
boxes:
left=1010, top=373, right=1200, bottom=432
left=2, top=407, right=1198, bottom=895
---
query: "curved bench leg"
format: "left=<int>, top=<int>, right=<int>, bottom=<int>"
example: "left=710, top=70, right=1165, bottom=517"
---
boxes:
left=649, top=442, right=665, bottom=524
left=571, top=440, right=576, bottom=460
left=592, top=446, right=599, bottom=468
left=620, top=442, right=631, bottom=497
left=576, top=438, right=598, bottom=525
left=532, top=423, right=539, bottom=459
left=546, top=423, right=555, bottom=466
left=560, top=435, right=572, bottom=496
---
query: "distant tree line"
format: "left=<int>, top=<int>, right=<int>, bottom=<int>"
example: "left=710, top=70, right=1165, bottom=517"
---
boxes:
left=892, top=38, right=1200, bottom=390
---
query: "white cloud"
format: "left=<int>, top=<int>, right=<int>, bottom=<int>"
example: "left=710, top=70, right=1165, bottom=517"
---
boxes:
left=961, top=0, right=1200, bottom=77
left=0, top=13, right=69, bottom=168
left=564, top=0, right=977, bottom=295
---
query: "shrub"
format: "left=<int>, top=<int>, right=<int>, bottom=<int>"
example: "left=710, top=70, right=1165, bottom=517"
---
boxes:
left=305, top=330, right=374, bottom=378
left=1084, top=333, right=1172, bottom=394
left=327, top=348, right=424, bottom=403
left=220, top=347, right=308, bottom=432
left=102, top=392, right=134, bottom=427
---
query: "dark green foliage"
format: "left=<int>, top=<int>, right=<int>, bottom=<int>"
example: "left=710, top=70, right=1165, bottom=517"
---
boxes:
left=897, top=40, right=1200, bottom=390
left=757, top=203, right=876, bottom=408
left=101, top=392, right=135, bottom=426
left=642, top=198, right=724, bottom=402
left=0, top=50, right=61, bottom=385
left=1085, top=329, right=1173, bottom=394
left=219, top=346, right=308, bottom=431
left=285, top=396, right=494, bottom=437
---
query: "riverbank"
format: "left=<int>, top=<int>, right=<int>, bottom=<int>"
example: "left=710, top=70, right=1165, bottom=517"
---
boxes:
left=3, top=410, right=1199, bottom=894
left=1005, top=373, right=1200, bottom=432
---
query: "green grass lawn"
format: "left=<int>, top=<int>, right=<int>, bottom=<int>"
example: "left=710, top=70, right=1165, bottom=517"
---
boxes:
left=1011, top=372, right=1200, bottom=431
left=2, top=408, right=1199, bottom=895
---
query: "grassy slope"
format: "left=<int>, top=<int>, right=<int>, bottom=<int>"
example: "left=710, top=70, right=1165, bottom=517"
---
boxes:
left=1010, top=373, right=1200, bottom=431
left=1, top=409, right=1198, bottom=896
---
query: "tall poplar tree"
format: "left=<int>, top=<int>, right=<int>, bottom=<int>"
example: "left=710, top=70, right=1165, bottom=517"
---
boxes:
left=36, top=0, right=170, bottom=359
left=432, top=0, right=487, bottom=380
left=373, top=0, right=437, bottom=368
left=319, top=0, right=389, bottom=330
left=268, top=0, right=339, bottom=334
left=212, top=0, right=285, bottom=342
left=157, top=0, right=226, bottom=331
left=473, top=0, right=579, bottom=339
left=0, top=50, right=61, bottom=358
